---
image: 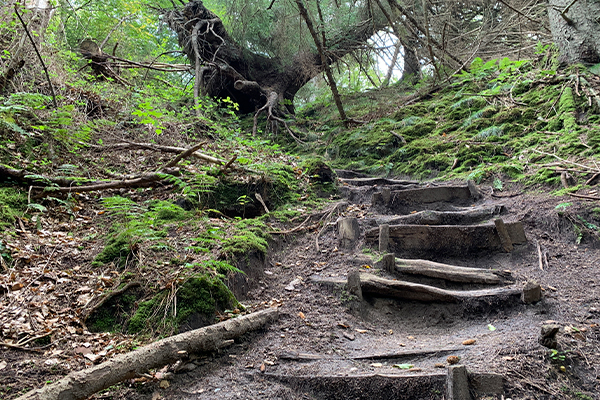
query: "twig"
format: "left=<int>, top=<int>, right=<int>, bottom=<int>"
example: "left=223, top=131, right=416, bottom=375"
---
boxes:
left=496, top=0, right=551, bottom=32
left=14, top=6, right=57, bottom=108
left=536, top=240, right=543, bottom=271
left=0, top=341, right=43, bottom=353
left=161, top=142, right=205, bottom=169
left=315, top=201, right=347, bottom=251
left=567, top=193, right=600, bottom=200
left=16, top=330, right=55, bottom=347
left=584, top=173, right=599, bottom=186
left=533, top=149, right=600, bottom=174
left=254, top=193, right=269, bottom=214
left=220, top=155, right=238, bottom=174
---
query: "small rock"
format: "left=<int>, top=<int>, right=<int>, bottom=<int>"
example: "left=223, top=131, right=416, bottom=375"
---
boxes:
left=447, top=355, right=460, bottom=365
left=176, top=362, right=197, bottom=373
left=285, top=278, right=301, bottom=291
left=343, top=332, right=355, bottom=341
left=539, top=324, right=561, bottom=349
left=370, top=363, right=383, bottom=368
left=462, top=339, right=476, bottom=345
left=159, top=380, right=170, bottom=389
left=44, top=358, right=60, bottom=367
left=522, top=280, right=542, bottom=303
left=434, top=363, right=446, bottom=368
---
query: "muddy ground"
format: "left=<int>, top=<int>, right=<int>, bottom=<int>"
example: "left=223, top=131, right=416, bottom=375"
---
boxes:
left=2, top=178, right=600, bottom=400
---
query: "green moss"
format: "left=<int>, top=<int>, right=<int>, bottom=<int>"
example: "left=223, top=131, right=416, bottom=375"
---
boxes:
left=0, top=187, right=26, bottom=228
left=176, top=274, right=240, bottom=321
left=93, top=223, right=166, bottom=268
left=222, top=230, right=268, bottom=257
left=148, top=200, right=188, bottom=221
left=128, top=273, right=240, bottom=334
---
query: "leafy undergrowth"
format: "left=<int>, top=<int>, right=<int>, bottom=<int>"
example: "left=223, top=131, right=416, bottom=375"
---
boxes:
left=294, top=49, right=600, bottom=192
left=0, top=49, right=335, bottom=362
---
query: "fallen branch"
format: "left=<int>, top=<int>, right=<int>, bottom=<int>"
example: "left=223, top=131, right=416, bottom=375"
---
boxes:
left=16, top=308, right=279, bottom=400
left=568, top=193, right=600, bottom=200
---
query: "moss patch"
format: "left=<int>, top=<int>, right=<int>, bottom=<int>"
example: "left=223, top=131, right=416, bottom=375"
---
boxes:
left=128, top=273, right=239, bottom=334
left=0, top=187, right=26, bottom=228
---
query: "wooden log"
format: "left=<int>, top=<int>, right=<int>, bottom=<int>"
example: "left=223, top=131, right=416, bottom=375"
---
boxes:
left=382, top=253, right=395, bottom=273
left=467, top=180, right=482, bottom=200
left=379, top=224, right=390, bottom=252
left=447, top=365, right=472, bottom=400
left=16, top=308, right=279, bottom=400
left=381, top=188, right=391, bottom=205
left=395, top=259, right=502, bottom=284
left=279, top=347, right=463, bottom=361
left=376, top=205, right=506, bottom=226
left=339, top=177, right=419, bottom=186
left=494, top=218, right=513, bottom=252
left=365, top=222, right=526, bottom=255
left=390, top=186, right=472, bottom=205
left=347, top=269, right=363, bottom=300
left=359, top=274, right=521, bottom=303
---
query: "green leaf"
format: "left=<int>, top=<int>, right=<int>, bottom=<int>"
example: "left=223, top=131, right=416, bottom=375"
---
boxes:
left=27, top=203, right=47, bottom=213
left=589, top=63, right=600, bottom=76
left=393, top=363, right=414, bottom=369
left=555, top=202, right=572, bottom=210
left=487, top=324, right=496, bottom=331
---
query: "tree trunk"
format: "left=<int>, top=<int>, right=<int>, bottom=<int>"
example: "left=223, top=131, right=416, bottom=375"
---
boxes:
left=162, top=1, right=386, bottom=115
left=547, top=0, right=600, bottom=65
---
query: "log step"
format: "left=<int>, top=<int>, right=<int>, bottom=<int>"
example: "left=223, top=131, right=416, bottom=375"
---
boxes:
left=365, top=221, right=527, bottom=255
left=395, top=258, right=505, bottom=284
left=375, top=185, right=473, bottom=206
left=339, top=177, right=419, bottom=186
left=359, top=274, right=522, bottom=303
left=310, top=274, right=522, bottom=303
left=374, top=205, right=507, bottom=226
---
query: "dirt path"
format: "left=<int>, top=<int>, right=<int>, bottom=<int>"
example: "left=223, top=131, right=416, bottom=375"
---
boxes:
left=114, top=178, right=600, bottom=400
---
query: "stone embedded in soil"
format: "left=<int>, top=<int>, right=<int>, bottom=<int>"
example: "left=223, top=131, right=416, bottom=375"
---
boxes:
left=521, top=280, right=542, bottom=304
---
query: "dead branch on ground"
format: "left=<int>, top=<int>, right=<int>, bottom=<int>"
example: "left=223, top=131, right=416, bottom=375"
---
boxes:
left=16, top=308, right=279, bottom=400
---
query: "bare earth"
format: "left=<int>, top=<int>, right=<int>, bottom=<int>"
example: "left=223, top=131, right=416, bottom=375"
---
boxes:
left=1, top=178, right=599, bottom=400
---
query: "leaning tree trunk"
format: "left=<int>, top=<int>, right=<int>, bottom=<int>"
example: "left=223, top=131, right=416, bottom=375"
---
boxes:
left=547, top=0, right=600, bottom=64
left=162, top=1, right=387, bottom=116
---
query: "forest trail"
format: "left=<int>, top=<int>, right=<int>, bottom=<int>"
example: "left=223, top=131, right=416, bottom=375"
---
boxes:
left=145, top=174, right=600, bottom=400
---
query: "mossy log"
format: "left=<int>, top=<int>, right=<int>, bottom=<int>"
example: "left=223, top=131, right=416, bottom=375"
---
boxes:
left=395, top=259, right=504, bottom=284
left=16, top=308, right=279, bottom=400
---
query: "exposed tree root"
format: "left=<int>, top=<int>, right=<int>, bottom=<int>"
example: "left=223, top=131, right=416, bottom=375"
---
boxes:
left=252, top=91, right=305, bottom=144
